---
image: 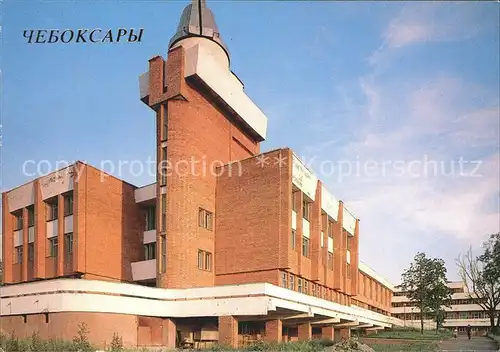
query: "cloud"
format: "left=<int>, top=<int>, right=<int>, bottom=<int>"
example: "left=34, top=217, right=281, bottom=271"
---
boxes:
left=370, top=3, right=496, bottom=65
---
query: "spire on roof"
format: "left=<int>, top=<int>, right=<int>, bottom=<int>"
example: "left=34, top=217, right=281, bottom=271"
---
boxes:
left=168, top=0, right=229, bottom=59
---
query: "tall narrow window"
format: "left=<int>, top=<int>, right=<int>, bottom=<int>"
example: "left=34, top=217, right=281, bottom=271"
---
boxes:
left=328, top=252, right=333, bottom=269
left=289, top=275, right=295, bottom=291
left=291, top=191, right=299, bottom=212
left=160, top=147, right=167, bottom=186
left=291, top=230, right=296, bottom=249
left=204, top=252, right=212, bottom=271
left=346, top=263, right=351, bottom=279
left=13, top=211, right=23, bottom=231
left=28, top=243, right=34, bottom=261
left=161, top=194, right=167, bottom=232
left=298, top=278, right=303, bottom=293
left=162, top=105, right=168, bottom=141
left=46, top=199, right=58, bottom=221
left=160, top=235, right=167, bottom=273
left=144, top=242, right=156, bottom=260
left=304, top=280, right=309, bottom=295
left=48, top=238, right=58, bottom=257
left=64, top=233, right=73, bottom=256
left=328, top=220, right=334, bottom=238
left=197, top=250, right=204, bottom=270
left=281, top=272, right=288, bottom=288
left=14, top=246, right=23, bottom=264
left=64, top=192, right=73, bottom=216
left=302, top=199, right=310, bottom=220
left=145, top=206, right=156, bottom=231
left=302, top=236, right=309, bottom=257
left=27, top=206, right=35, bottom=227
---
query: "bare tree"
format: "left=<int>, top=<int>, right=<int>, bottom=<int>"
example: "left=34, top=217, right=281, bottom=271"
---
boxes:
left=456, top=234, right=500, bottom=334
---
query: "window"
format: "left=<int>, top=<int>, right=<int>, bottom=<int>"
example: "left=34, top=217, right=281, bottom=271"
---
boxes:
left=304, top=280, right=309, bottom=295
left=144, top=242, right=156, bottom=260
left=13, top=211, right=23, bottom=231
left=198, top=208, right=213, bottom=231
left=64, top=192, right=73, bottom=216
left=328, top=252, right=333, bottom=269
left=14, top=245, right=23, bottom=264
left=302, top=199, right=310, bottom=220
left=197, top=249, right=212, bottom=271
left=162, top=105, right=168, bottom=141
left=291, top=230, right=296, bottom=249
left=48, top=238, right=58, bottom=257
left=328, top=220, right=334, bottom=238
left=302, top=236, right=309, bottom=257
left=64, top=233, right=73, bottom=255
left=160, top=147, right=168, bottom=186
left=298, top=278, right=303, bottom=293
left=312, top=284, right=316, bottom=297
left=145, top=206, right=156, bottom=231
left=347, top=237, right=352, bottom=250
left=289, top=275, right=295, bottom=291
left=281, top=272, right=288, bottom=287
left=204, top=252, right=212, bottom=271
left=292, top=191, right=299, bottom=212
left=28, top=243, right=34, bottom=261
left=46, top=199, right=58, bottom=221
left=160, top=235, right=166, bottom=273
left=27, top=206, right=35, bottom=227
left=347, top=263, right=351, bottom=279
left=161, top=194, right=167, bottom=232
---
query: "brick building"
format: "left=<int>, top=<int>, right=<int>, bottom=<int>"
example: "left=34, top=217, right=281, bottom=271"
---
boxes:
left=1, top=0, right=402, bottom=348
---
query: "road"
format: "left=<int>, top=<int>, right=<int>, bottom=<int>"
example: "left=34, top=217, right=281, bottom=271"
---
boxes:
left=439, top=336, right=499, bottom=351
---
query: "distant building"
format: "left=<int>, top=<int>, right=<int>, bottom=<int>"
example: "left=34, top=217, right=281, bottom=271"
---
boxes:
left=1, top=0, right=403, bottom=348
left=392, top=281, right=496, bottom=334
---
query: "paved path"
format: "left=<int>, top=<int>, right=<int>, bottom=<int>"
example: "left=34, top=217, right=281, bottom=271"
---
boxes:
left=439, top=336, right=499, bottom=351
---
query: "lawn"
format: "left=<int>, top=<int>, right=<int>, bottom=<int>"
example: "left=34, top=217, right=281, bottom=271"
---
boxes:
left=369, top=341, right=439, bottom=351
left=363, top=328, right=451, bottom=341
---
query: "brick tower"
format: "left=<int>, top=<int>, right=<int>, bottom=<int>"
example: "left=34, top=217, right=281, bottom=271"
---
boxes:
left=139, top=0, right=268, bottom=288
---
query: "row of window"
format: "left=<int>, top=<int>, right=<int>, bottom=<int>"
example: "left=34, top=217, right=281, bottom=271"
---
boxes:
left=13, top=233, right=73, bottom=264
left=13, top=193, right=74, bottom=231
left=393, top=287, right=465, bottom=297
left=279, top=271, right=351, bottom=305
left=393, top=311, right=491, bottom=320
left=359, top=273, right=391, bottom=307
left=392, top=298, right=486, bottom=308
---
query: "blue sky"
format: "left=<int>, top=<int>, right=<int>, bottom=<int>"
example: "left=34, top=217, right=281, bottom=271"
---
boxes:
left=1, top=1, right=499, bottom=284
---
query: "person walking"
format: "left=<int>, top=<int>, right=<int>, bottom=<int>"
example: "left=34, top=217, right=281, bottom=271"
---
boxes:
left=466, top=324, right=472, bottom=340
left=453, top=328, right=458, bottom=339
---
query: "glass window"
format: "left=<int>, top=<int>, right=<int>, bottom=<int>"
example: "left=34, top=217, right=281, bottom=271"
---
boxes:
left=304, top=280, right=308, bottom=295
left=161, top=195, right=167, bottom=232
left=302, top=199, right=310, bottom=220
left=328, top=220, right=334, bottom=238
left=145, top=206, right=156, bottom=231
left=144, top=242, right=156, bottom=260
left=14, top=211, right=23, bottom=231
left=291, top=230, right=296, bottom=249
left=204, top=252, right=212, bottom=271
left=48, top=238, right=58, bottom=257
left=289, top=275, right=295, bottom=291
left=28, top=243, right=34, bottom=261
left=198, top=208, right=213, bottom=231
left=328, top=252, right=333, bottom=269
left=161, top=235, right=167, bottom=273
left=298, top=278, right=303, bottom=293
left=64, top=192, right=73, bottom=216
left=64, top=233, right=73, bottom=255
left=15, top=246, right=23, bottom=264
left=197, top=250, right=204, bottom=270
left=281, top=272, right=287, bottom=287
left=27, top=206, right=35, bottom=227
left=292, top=191, right=299, bottom=212
left=46, top=200, right=58, bottom=221
left=302, top=236, right=309, bottom=257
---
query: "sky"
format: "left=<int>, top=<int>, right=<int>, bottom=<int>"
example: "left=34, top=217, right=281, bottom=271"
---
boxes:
left=1, top=1, right=499, bottom=284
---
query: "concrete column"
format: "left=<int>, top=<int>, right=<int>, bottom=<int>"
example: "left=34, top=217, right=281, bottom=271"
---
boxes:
left=264, top=319, right=282, bottom=343
left=321, top=325, right=335, bottom=341
left=22, top=207, right=29, bottom=281
left=57, top=194, right=64, bottom=276
left=297, top=322, right=312, bottom=341
left=218, top=316, right=238, bottom=348
left=162, top=318, right=176, bottom=348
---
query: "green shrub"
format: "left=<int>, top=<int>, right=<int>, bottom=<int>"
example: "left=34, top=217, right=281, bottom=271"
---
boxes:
left=71, top=322, right=93, bottom=352
left=110, top=332, right=124, bottom=352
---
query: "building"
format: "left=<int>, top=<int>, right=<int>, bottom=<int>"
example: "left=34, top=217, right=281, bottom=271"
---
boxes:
left=1, top=0, right=402, bottom=348
left=392, top=281, right=496, bottom=335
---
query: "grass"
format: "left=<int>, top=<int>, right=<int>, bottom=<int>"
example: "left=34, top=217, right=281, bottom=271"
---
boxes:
left=363, top=327, right=451, bottom=341
left=369, top=341, right=439, bottom=352
left=488, top=333, right=500, bottom=347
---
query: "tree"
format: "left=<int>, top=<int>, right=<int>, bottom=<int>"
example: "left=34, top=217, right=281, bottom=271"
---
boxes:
left=401, top=252, right=452, bottom=334
left=457, top=233, right=500, bottom=334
